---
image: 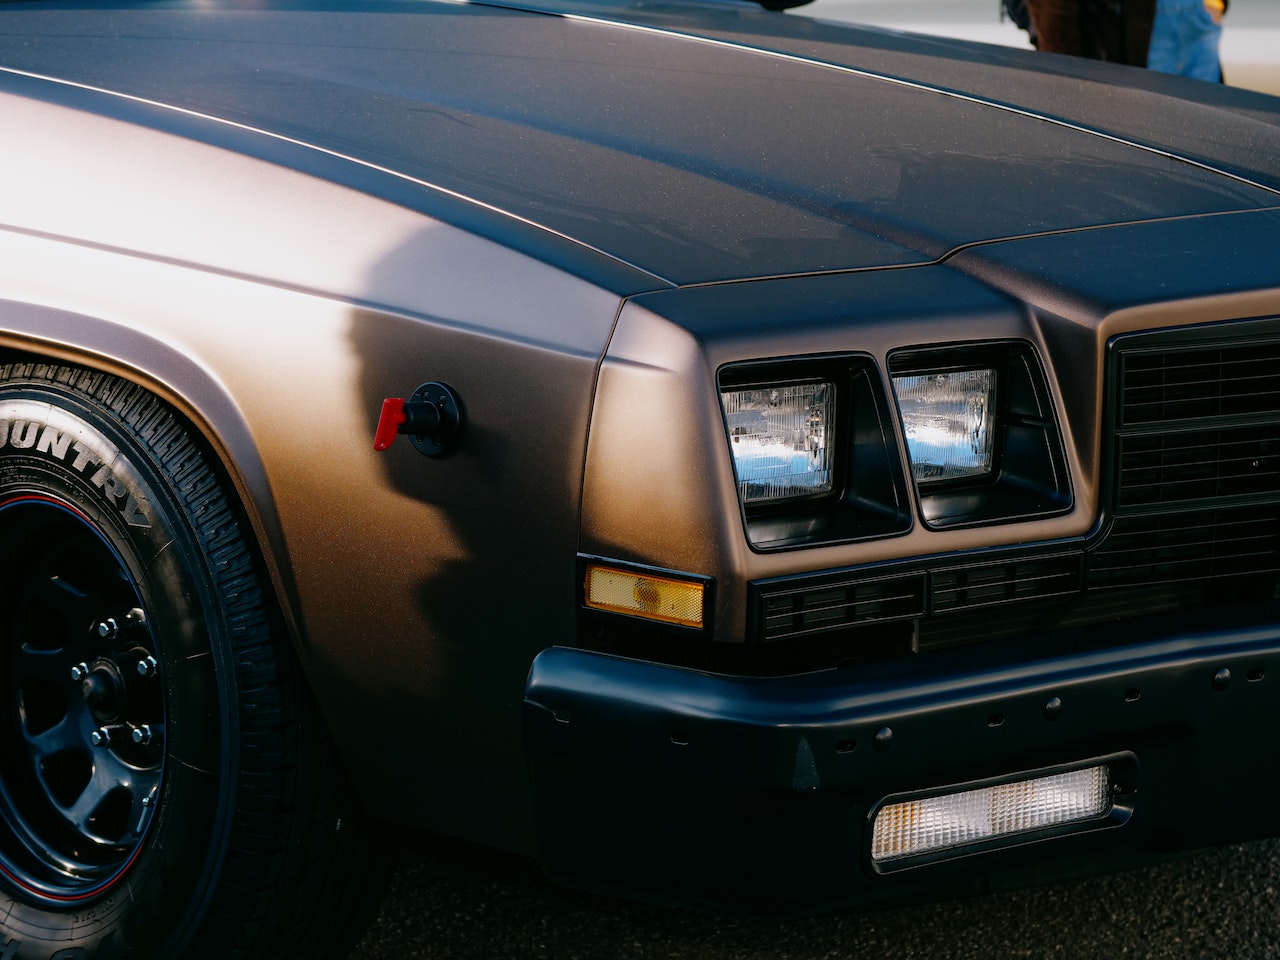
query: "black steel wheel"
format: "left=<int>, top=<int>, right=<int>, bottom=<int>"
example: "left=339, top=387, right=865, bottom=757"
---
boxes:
left=0, top=363, right=385, bottom=960
left=0, top=496, right=165, bottom=902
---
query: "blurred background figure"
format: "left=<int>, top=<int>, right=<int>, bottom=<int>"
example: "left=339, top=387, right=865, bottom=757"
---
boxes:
left=1022, top=0, right=1156, bottom=66
left=1016, top=0, right=1227, bottom=81
left=1147, top=0, right=1227, bottom=80
left=819, top=0, right=1275, bottom=97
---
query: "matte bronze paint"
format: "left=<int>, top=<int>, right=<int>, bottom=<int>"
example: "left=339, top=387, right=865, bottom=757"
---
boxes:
left=0, top=88, right=633, bottom=849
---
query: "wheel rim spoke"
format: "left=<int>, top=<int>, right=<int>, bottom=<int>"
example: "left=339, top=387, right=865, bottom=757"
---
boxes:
left=15, top=643, right=76, bottom=685
left=22, top=708, right=90, bottom=760
left=59, top=750, right=158, bottom=845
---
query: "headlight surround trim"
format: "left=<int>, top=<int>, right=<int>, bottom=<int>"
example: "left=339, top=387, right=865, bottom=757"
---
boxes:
left=889, top=341, right=1072, bottom=529
left=719, top=354, right=912, bottom=552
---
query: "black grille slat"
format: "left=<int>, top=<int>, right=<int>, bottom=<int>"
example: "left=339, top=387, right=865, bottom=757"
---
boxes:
left=1090, top=505, right=1280, bottom=586
left=931, top=558, right=1081, bottom=613
left=1100, top=522, right=1271, bottom=557
left=1122, top=342, right=1280, bottom=424
left=760, top=575, right=924, bottom=641
left=1118, top=427, right=1280, bottom=506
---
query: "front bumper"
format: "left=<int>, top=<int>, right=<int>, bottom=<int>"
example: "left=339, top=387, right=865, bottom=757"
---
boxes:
left=523, top=603, right=1280, bottom=913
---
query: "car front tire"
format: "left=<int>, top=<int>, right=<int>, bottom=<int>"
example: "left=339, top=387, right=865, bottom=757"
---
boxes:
left=0, top=362, right=384, bottom=960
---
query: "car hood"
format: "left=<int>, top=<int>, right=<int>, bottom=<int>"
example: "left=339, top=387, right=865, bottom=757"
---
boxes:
left=3, top=0, right=1280, bottom=286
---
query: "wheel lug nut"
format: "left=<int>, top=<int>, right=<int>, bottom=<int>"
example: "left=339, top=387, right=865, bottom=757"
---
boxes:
left=70, top=662, right=90, bottom=682
left=131, top=724, right=154, bottom=746
left=96, top=618, right=119, bottom=640
left=90, top=723, right=131, bottom=747
left=137, top=655, right=159, bottom=678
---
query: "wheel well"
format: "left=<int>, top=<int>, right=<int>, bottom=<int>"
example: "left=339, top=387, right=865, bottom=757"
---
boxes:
left=0, top=344, right=307, bottom=660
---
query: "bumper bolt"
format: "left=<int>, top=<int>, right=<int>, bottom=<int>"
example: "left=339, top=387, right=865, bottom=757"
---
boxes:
left=1043, top=696, right=1063, bottom=720
left=874, top=726, right=894, bottom=753
left=1213, top=668, right=1232, bottom=691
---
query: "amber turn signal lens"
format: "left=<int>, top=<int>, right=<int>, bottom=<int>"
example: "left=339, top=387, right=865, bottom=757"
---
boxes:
left=584, top=563, right=705, bottom=628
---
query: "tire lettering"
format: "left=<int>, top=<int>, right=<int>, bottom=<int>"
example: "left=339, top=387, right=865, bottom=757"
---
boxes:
left=36, top=425, right=73, bottom=461
left=0, top=936, right=19, bottom=960
left=122, top=494, right=150, bottom=528
left=89, top=465, right=125, bottom=498
left=88, top=466, right=152, bottom=529
left=49, top=951, right=88, bottom=960
left=0, top=408, right=151, bottom=529
left=70, top=441, right=102, bottom=474
left=9, top=420, right=39, bottom=449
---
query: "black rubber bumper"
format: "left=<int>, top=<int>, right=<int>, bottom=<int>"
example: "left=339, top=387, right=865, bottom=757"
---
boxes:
left=523, top=604, right=1280, bottom=914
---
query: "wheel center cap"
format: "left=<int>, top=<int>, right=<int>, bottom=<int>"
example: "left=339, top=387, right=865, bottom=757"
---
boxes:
left=81, top=658, right=125, bottom=719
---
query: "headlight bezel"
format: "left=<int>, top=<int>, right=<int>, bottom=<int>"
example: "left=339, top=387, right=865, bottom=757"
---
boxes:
left=719, top=354, right=912, bottom=552
left=889, top=342, right=1072, bottom=529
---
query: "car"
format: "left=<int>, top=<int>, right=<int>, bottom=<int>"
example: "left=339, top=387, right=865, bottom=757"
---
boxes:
left=3, top=0, right=1280, bottom=956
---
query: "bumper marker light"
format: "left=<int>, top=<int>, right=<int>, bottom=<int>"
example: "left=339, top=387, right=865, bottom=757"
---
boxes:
left=585, top=564, right=704, bottom=628
left=871, top=765, right=1111, bottom=863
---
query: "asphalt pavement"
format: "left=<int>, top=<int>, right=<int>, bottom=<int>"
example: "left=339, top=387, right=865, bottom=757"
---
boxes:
left=351, top=834, right=1280, bottom=959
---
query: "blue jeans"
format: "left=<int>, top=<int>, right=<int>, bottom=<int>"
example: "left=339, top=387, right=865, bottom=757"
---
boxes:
left=1147, top=0, right=1222, bottom=81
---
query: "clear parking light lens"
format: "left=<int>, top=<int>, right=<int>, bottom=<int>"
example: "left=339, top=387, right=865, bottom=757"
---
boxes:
left=584, top=563, right=705, bottom=628
left=722, top=382, right=835, bottom=504
left=871, top=765, right=1112, bottom=863
left=893, top=368, right=995, bottom=482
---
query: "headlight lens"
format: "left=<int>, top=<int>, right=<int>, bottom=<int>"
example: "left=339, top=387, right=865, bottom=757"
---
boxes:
left=892, top=368, right=995, bottom=483
left=722, top=382, right=835, bottom=504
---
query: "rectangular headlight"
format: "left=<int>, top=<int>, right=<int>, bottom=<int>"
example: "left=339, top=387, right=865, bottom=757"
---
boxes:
left=892, top=368, right=995, bottom=483
left=722, top=381, right=835, bottom=504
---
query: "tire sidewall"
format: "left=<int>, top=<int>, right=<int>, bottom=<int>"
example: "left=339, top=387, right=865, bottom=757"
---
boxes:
left=0, top=383, right=236, bottom=960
